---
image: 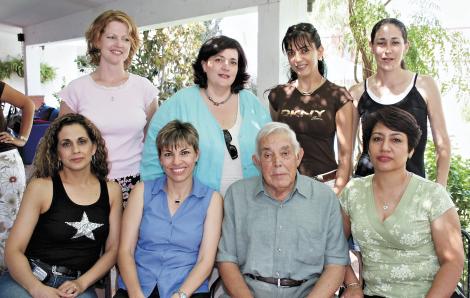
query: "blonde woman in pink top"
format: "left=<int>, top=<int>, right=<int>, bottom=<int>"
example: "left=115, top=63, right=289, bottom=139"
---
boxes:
left=60, top=10, right=158, bottom=205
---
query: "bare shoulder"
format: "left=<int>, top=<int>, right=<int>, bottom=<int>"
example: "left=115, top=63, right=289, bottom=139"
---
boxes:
left=416, top=74, right=438, bottom=89
left=415, top=74, right=440, bottom=104
left=23, top=177, right=54, bottom=211
left=348, top=81, right=365, bottom=102
left=26, top=177, right=53, bottom=195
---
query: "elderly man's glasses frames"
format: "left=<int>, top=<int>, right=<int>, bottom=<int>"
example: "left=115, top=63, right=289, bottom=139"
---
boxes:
left=223, top=129, right=238, bottom=160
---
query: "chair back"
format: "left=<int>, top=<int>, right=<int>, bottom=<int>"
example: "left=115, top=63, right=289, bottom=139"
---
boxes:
left=459, top=229, right=470, bottom=298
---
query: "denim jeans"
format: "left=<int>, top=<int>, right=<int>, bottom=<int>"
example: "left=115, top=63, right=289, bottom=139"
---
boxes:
left=0, top=271, right=97, bottom=297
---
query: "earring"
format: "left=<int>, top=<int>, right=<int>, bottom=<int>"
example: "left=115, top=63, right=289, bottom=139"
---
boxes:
left=57, top=160, right=62, bottom=169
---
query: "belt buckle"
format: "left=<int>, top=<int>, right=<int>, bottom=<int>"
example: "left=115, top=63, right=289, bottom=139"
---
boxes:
left=276, top=278, right=290, bottom=288
left=51, top=265, right=63, bottom=276
left=317, top=174, right=324, bottom=181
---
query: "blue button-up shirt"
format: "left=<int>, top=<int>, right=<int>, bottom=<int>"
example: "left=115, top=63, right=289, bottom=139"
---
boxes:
left=118, top=176, right=214, bottom=297
left=217, top=174, right=349, bottom=297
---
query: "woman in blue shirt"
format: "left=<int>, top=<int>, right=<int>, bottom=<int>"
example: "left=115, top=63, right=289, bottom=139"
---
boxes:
left=116, top=120, right=223, bottom=298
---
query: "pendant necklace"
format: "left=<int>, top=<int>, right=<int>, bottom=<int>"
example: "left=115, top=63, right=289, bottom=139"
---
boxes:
left=204, top=88, right=232, bottom=106
left=296, top=77, right=325, bottom=96
left=375, top=172, right=411, bottom=211
left=382, top=202, right=389, bottom=210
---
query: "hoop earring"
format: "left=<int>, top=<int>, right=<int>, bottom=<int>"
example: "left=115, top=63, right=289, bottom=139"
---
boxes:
left=57, top=160, right=62, bottom=170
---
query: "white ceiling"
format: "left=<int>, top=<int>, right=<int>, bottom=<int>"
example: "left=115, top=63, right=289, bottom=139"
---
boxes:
left=0, top=0, right=117, bottom=28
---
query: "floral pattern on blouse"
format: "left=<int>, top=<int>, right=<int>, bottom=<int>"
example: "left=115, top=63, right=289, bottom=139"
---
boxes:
left=340, top=174, right=454, bottom=298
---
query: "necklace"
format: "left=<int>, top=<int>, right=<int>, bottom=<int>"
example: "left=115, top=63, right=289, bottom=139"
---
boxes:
left=382, top=202, right=389, bottom=210
left=296, top=77, right=325, bottom=96
left=374, top=172, right=411, bottom=211
left=204, top=88, right=232, bottom=106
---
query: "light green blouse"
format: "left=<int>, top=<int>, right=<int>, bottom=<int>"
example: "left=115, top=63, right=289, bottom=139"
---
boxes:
left=340, top=174, right=454, bottom=298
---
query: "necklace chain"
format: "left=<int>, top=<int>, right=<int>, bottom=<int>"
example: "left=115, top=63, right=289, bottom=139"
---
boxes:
left=374, top=172, right=411, bottom=211
left=296, top=77, right=325, bottom=96
left=204, top=88, right=232, bottom=106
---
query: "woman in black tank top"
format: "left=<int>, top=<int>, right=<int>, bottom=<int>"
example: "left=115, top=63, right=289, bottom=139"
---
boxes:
left=349, top=18, right=450, bottom=186
left=0, top=114, right=122, bottom=298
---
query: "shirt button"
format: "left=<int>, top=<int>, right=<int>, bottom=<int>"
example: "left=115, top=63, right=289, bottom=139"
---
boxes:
left=278, top=248, right=282, bottom=252
left=279, top=225, right=282, bottom=229
left=276, top=272, right=280, bottom=277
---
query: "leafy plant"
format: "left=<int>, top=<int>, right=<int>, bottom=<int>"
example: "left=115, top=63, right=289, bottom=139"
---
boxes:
left=0, top=57, right=56, bottom=83
left=425, top=140, right=470, bottom=229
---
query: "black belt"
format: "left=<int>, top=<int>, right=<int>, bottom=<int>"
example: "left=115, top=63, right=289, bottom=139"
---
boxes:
left=314, top=169, right=337, bottom=183
left=245, top=273, right=307, bottom=287
left=29, top=259, right=81, bottom=280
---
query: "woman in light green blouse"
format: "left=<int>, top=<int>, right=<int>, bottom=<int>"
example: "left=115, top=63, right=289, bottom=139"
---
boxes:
left=339, top=106, right=463, bottom=298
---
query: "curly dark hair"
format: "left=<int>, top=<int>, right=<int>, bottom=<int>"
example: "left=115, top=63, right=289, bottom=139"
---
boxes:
left=32, top=114, right=109, bottom=180
left=192, top=35, right=249, bottom=94
left=282, top=22, right=326, bottom=82
left=85, top=10, right=140, bottom=69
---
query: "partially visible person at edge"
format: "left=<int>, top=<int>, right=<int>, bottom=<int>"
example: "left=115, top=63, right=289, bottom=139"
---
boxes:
left=59, top=10, right=158, bottom=205
left=340, top=107, right=463, bottom=298
left=115, top=120, right=222, bottom=298
left=268, top=23, right=354, bottom=195
left=0, top=81, right=35, bottom=274
left=349, top=18, right=450, bottom=186
left=0, top=114, right=122, bottom=297
left=217, top=122, right=349, bottom=298
left=141, top=35, right=271, bottom=195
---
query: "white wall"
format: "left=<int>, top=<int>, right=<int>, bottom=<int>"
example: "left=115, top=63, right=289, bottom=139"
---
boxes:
left=0, top=30, right=25, bottom=92
left=40, top=40, right=87, bottom=107
left=1, top=28, right=87, bottom=107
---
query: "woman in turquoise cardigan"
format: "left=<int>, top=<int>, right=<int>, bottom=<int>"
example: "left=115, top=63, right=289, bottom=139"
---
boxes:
left=141, top=35, right=271, bottom=195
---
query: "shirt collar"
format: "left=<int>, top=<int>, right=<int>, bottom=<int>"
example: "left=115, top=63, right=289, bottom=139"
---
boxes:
left=254, top=172, right=308, bottom=201
left=151, top=176, right=206, bottom=199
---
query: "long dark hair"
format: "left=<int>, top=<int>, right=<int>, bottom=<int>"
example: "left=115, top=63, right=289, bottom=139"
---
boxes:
left=370, top=18, right=408, bottom=69
left=192, top=35, right=250, bottom=94
left=282, top=23, right=326, bottom=82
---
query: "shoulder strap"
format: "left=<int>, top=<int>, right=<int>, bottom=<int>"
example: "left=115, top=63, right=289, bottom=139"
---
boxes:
left=413, top=73, right=418, bottom=86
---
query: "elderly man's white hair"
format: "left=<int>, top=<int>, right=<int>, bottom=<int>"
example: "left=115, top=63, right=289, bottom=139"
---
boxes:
left=255, top=122, right=301, bottom=157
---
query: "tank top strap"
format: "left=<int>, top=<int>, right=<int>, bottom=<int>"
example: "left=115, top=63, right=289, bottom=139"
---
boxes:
left=97, top=178, right=109, bottom=208
left=51, top=174, right=66, bottom=206
left=364, top=78, right=368, bottom=91
left=413, top=73, right=418, bottom=86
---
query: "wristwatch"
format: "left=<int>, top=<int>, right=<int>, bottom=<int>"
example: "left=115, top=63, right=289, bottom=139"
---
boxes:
left=176, top=290, right=187, bottom=298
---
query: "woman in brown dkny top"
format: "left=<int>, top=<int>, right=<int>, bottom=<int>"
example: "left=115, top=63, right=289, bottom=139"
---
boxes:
left=268, top=23, right=354, bottom=195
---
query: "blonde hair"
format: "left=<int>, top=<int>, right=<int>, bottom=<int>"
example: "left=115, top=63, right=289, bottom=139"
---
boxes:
left=85, top=10, right=140, bottom=69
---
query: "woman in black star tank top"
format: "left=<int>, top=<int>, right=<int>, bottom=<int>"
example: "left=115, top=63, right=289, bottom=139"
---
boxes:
left=0, top=114, right=122, bottom=298
left=349, top=18, right=450, bottom=186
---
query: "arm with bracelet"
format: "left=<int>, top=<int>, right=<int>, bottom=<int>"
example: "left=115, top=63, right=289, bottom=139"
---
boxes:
left=0, top=82, right=34, bottom=147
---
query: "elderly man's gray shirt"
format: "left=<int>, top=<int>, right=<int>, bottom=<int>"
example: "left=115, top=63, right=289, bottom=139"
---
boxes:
left=217, top=174, right=349, bottom=296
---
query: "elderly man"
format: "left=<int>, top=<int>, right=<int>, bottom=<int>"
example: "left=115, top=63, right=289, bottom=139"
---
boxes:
left=217, top=122, right=349, bottom=298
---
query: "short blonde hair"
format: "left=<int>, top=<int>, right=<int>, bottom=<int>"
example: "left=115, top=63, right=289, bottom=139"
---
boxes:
left=156, top=120, right=199, bottom=157
left=85, top=10, right=140, bottom=69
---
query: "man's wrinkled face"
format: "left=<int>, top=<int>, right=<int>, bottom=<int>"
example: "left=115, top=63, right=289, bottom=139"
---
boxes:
left=253, top=132, right=303, bottom=198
